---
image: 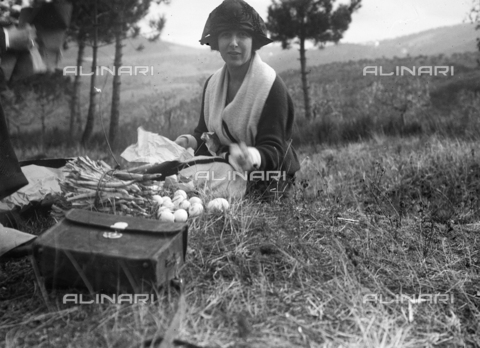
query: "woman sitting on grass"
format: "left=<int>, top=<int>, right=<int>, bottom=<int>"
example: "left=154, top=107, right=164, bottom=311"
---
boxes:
left=175, top=0, right=300, bottom=199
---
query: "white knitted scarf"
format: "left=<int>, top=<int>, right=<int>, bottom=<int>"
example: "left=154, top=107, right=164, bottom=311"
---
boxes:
left=204, top=52, right=276, bottom=148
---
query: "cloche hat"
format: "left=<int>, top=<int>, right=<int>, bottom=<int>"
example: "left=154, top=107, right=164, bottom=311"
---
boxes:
left=199, top=0, right=273, bottom=50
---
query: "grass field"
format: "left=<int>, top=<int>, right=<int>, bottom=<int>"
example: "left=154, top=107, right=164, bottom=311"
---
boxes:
left=1, top=134, right=479, bottom=348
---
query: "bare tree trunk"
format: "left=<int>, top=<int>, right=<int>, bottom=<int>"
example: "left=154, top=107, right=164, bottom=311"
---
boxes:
left=109, top=12, right=123, bottom=150
left=69, top=34, right=85, bottom=145
left=41, top=103, right=46, bottom=153
left=81, top=0, right=99, bottom=147
left=299, top=37, right=312, bottom=120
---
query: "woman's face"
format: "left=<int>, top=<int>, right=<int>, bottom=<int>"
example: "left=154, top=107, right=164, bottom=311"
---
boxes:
left=218, top=30, right=253, bottom=69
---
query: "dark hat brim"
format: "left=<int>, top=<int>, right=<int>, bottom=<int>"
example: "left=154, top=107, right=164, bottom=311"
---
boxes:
left=199, top=0, right=272, bottom=49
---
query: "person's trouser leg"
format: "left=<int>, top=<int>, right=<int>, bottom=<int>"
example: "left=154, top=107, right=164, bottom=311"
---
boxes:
left=0, top=223, right=36, bottom=258
left=0, top=103, right=28, bottom=200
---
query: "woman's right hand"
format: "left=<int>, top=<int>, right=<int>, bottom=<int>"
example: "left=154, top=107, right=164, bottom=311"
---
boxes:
left=229, top=142, right=254, bottom=172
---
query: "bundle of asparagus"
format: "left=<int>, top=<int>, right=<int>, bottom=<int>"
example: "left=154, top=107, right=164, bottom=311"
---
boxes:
left=51, top=157, right=165, bottom=219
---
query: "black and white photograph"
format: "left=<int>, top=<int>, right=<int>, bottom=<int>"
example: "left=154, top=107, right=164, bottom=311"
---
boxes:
left=1, top=0, right=479, bottom=347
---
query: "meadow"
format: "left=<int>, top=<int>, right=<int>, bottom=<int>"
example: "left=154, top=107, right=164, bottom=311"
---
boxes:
left=1, top=51, right=480, bottom=347
left=2, top=135, right=480, bottom=347
left=5, top=51, right=480, bottom=152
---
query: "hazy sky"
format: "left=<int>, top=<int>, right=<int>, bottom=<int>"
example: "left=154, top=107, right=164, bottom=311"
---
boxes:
left=143, top=0, right=475, bottom=47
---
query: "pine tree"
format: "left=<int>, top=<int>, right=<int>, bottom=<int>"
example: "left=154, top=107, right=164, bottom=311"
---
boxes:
left=266, top=0, right=361, bottom=120
left=470, top=0, right=480, bottom=51
left=107, top=0, right=167, bottom=150
left=65, top=0, right=107, bottom=145
left=79, top=0, right=115, bottom=147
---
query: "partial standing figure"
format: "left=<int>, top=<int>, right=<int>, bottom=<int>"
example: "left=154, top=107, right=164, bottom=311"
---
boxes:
left=0, top=23, right=39, bottom=258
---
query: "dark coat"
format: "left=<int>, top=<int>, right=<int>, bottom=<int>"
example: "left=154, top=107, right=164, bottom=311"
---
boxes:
left=193, top=75, right=301, bottom=177
left=0, top=29, right=28, bottom=200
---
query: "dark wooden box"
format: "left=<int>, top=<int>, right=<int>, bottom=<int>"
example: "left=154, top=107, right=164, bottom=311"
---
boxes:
left=33, top=209, right=187, bottom=293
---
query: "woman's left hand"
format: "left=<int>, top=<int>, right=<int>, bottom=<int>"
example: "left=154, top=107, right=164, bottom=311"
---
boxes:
left=229, top=142, right=254, bottom=172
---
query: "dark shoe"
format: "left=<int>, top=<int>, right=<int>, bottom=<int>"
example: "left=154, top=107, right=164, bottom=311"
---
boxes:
left=1, top=238, right=35, bottom=260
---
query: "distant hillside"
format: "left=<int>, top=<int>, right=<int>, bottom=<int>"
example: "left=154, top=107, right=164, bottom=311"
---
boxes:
left=376, top=23, right=477, bottom=56
left=61, top=36, right=227, bottom=104
left=59, top=23, right=480, bottom=103
left=61, top=23, right=479, bottom=73
left=261, top=23, right=479, bottom=72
